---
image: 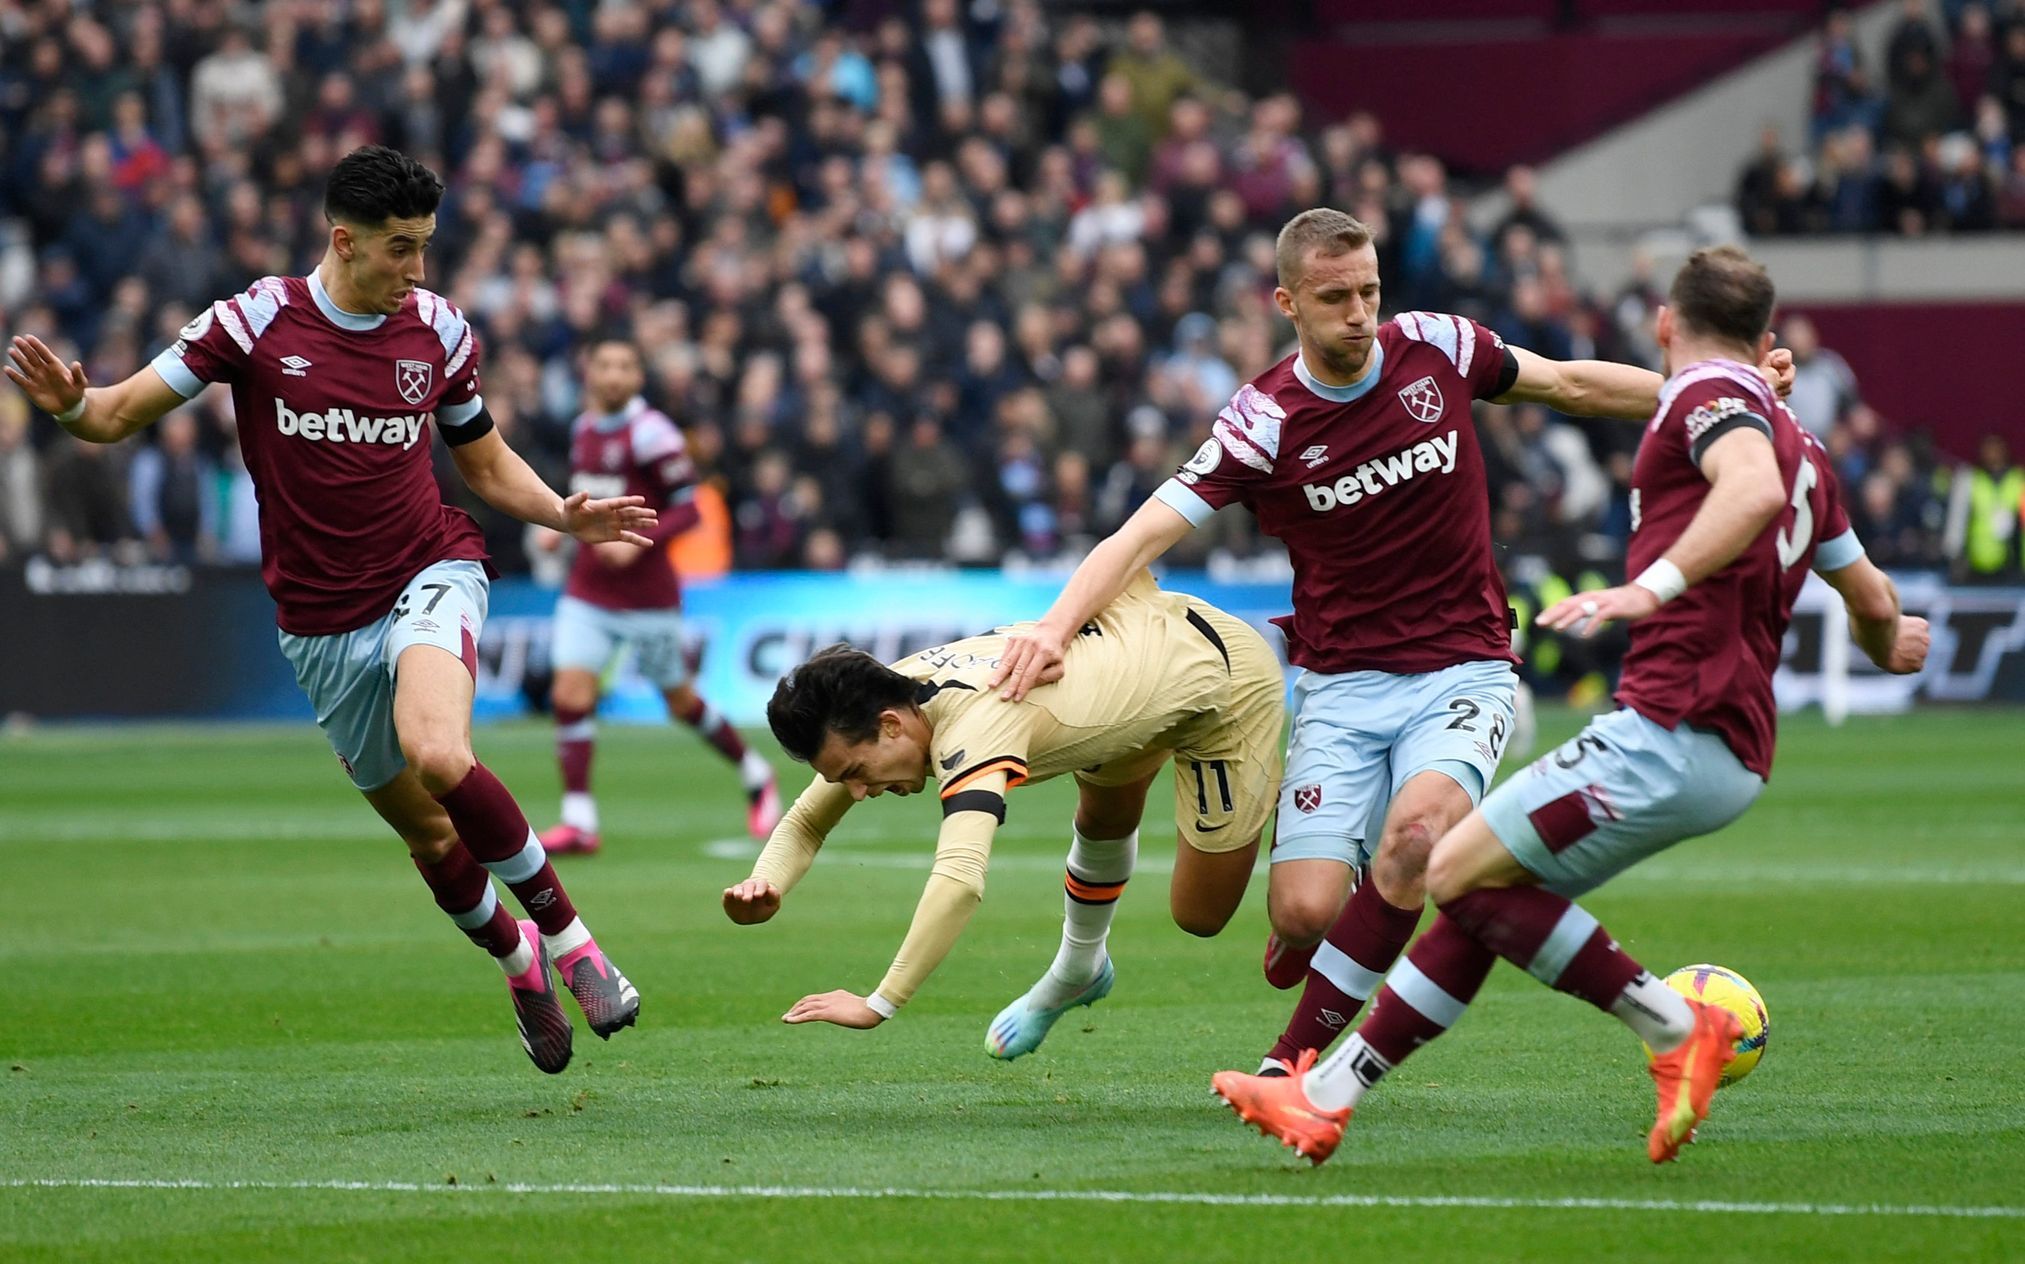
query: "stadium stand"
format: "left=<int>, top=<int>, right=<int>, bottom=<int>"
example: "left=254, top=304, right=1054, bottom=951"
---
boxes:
left=0, top=1, right=1979, bottom=604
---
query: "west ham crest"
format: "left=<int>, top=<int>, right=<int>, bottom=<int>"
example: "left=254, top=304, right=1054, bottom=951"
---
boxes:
left=1293, top=784, right=1323, bottom=814
left=1397, top=375, right=1444, bottom=424
left=395, top=358, right=433, bottom=406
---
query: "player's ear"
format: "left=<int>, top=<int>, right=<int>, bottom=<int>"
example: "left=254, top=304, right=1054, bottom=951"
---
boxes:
left=1756, top=329, right=1776, bottom=361
left=1272, top=286, right=1296, bottom=322
left=1654, top=306, right=1674, bottom=348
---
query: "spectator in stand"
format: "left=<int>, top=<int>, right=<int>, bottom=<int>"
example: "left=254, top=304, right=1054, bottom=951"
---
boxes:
left=127, top=411, right=216, bottom=564
left=1779, top=315, right=1861, bottom=437
left=1110, top=12, right=1198, bottom=137
left=1945, top=433, right=2025, bottom=582
left=41, top=435, right=136, bottom=565
left=0, top=397, right=42, bottom=563
left=1947, top=5, right=1998, bottom=115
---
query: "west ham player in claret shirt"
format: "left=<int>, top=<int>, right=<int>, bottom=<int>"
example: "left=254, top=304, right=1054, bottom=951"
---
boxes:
left=1211, top=246, right=1929, bottom=1165
left=534, top=339, right=782, bottom=857
left=6, top=146, right=651, bottom=1075
left=991, top=209, right=1796, bottom=1079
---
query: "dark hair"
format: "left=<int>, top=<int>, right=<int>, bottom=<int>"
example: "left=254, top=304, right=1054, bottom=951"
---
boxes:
left=767, top=644, right=920, bottom=762
left=324, top=145, right=445, bottom=228
left=1669, top=246, right=1776, bottom=348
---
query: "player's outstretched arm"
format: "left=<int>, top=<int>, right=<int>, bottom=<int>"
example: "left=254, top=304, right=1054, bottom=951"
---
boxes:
left=991, top=497, right=1194, bottom=701
left=728, top=778, right=852, bottom=924
left=1541, top=427, right=1786, bottom=636
left=7, top=336, right=186, bottom=444
left=448, top=427, right=657, bottom=542
left=1817, top=555, right=1930, bottom=675
left=782, top=795, right=998, bottom=1030
left=1494, top=346, right=1794, bottom=421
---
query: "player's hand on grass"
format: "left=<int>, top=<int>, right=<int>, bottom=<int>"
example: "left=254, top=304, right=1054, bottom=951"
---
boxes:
left=562, top=490, right=657, bottom=548
left=990, top=623, right=1070, bottom=701
left=1883, top=614, right=1931, bottom=675
left=722, top=878, right=782, bottom=924
left=1759, top=347, right=1795, bottom=399
left=6, top=334, right=88, bottom=417
left=782, top=989, right=885, bottom=1029
left=1538, top=584, right=1660, bottom=638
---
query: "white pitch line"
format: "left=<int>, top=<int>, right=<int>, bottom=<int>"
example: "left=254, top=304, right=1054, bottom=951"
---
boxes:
left=3, top=1177, right=2021, bottom=1220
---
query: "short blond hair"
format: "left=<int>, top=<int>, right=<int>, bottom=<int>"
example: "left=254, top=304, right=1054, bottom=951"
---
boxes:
left=1275, top=208, right=1373, bottom=290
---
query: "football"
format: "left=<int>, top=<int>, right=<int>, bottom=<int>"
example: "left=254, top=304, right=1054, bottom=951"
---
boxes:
left=1653, top=964, right=1770, bottom=1086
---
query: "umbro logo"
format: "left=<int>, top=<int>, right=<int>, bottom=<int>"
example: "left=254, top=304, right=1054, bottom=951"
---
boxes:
left=280, top=355, right=312, bottom=377
left=1300, top=444, right=1330, bottom=468
left=939, top=749, right=966, bottom=771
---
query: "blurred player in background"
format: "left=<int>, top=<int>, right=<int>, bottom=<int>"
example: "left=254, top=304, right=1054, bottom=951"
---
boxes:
left=6, top=146, right=648, bottom=1075
left=535, top=339, right=781, bottom=857
left=994, top=208, right=1794, bottom=1079
left=1211, top=246, right=1929, bottom=1165
left=721, top=572, right=1283, bottom=1057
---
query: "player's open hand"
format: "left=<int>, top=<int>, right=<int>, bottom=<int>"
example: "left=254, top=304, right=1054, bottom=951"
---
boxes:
left=6, top=334, right=88, bottom=418
left=562, top=490, right=657, bottom=547
left=782, top=989, right=885, bottom=1029
left=1883, top=614, right=1931, bottom=675
left=1759, top=347, right=1795, bottom=399
left=722, top=878, right=782, bottom=924
left=989, top=624, right=1070, bottom=701
left=1538, top=584, right=1661, bottom=638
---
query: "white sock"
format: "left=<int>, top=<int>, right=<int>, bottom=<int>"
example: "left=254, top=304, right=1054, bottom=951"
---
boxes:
left=561, top=791, right=599, bottom=833
left=1612, top=970, right=1695, bottom=1052
left=739, top=749, right=773, bottom=793
left=1305, top=1033, right=1393, bottom=1112
left=497, top=935, right=535, bottom=977
left=1028, top=825, right=1138, bottom=1008
left=541, top=916, right=591, bottom=959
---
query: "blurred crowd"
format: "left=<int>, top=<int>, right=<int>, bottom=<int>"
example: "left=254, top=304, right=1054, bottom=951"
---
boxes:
left=1740, top=0, right=2025, bottom=235
left=0, top=0, right=1999, bottom=605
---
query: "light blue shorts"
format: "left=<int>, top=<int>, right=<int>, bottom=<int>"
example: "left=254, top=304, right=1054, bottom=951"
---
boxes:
left=550, top=594, right=691, bottom=689
left=1480, top=707, right=1765, bottom=897
left=1274, top=659, right=1519, bottom=869
left=278, top=559, right=490, bottom=792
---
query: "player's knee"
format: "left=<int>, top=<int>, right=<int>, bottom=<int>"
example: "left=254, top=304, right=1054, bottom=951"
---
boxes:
left=1171, top=897, right=1234, bottom=938
left=1370, top=833, right=1433, bottom=908
left=664, top=681, right=698, bottom=714
left=1267, top=893, right=1337, bottom=946
left=400, top=736, right=474, bottom=794
left=404, top=830, right=459, bottom=864
left=551, top=676, right=596, bottom=715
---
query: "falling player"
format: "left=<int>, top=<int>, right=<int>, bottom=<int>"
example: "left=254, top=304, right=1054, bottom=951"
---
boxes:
left=6, top=145, right=646, bottom=1074
left=1210, top=245, right=1929, bottom=1164
left=993, top=208, right=1797, bottom=1077
left=536, top=338, right=781, bottom=856
left=720, top=572, right=1284, bottom=1054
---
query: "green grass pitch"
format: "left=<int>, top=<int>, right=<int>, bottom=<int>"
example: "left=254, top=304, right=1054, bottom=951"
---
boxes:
left=2, top=708, right=2021, bottom=1262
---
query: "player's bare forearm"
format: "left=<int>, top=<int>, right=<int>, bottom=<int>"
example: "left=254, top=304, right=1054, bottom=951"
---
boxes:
left=1658, top=429, right=1786, bottom=585
left=1540, top=430, right=1785, bottom=638
left=1496, top=347, right=1661, bottom=421
left=6, top=342, right=183, bottom=443
left=449, top=429, right=568, bottom=529
left=1822, top=557, right=1927, bottom=673
left=994, top=499, right=1192, bottom=699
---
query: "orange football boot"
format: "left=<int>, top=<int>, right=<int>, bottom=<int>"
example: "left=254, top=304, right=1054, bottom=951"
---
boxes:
left=1212, top=1048, right=1350, bottom=1165
left=1647, top=999, right=1744, bottom=1163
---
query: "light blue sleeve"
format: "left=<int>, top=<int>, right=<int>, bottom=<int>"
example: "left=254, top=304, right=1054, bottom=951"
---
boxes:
left=1812, top=528, right=1866, bottom=574
left=148, top=348, right=203, bottom=399
left=1152, top=477, right=1216, bottom=527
